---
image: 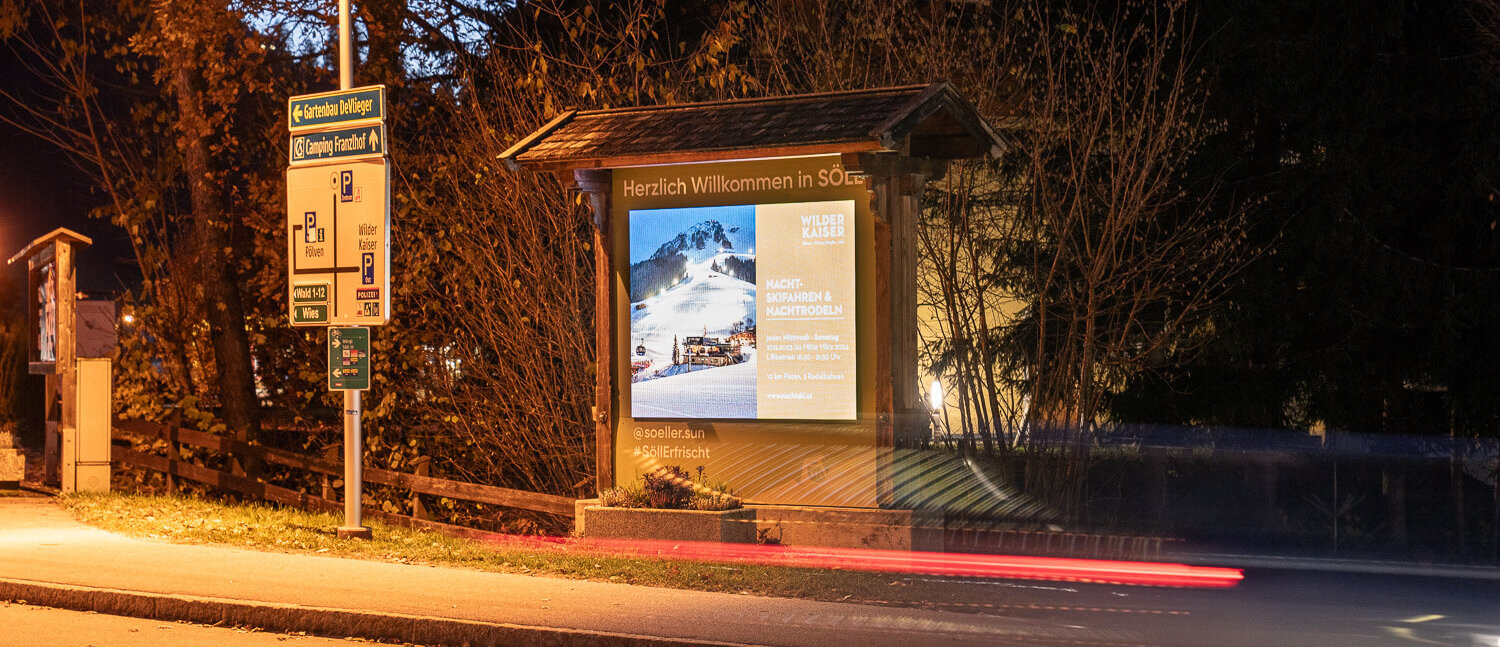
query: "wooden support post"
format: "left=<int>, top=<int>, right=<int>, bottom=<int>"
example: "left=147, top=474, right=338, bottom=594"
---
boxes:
left=848, top=153, right=947, bottom=507
left=574, top=168, right=615, bottom=495
left=871, top=180, right=896, bottom=508
left=56, top=241, right=77, bottom=489
left=43, top=377, right=59, bottom=485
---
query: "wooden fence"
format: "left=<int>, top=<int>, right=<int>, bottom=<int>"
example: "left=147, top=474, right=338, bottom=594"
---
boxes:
left=110, top=417, right=575, bottom=536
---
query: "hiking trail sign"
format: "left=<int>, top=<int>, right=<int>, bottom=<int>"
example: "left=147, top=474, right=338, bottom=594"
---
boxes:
left=328, top=326, right=371, bottom=390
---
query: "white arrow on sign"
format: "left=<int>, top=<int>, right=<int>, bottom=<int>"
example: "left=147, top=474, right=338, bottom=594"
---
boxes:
left=369, top=128, right=379, bottom=148
left=294, top=104, right=304, bottom=123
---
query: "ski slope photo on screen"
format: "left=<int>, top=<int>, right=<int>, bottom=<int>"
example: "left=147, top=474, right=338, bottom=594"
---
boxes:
left=629, top=204, right=759, bottom=419
left=629, top=199, right=858, bottom=420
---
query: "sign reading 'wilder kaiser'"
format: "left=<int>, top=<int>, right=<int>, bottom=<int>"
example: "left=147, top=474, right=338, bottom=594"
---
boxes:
left=288, top=86, right=384, bottom=131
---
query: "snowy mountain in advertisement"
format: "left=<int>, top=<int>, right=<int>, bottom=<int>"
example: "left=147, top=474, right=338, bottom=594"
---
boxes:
left=629, top=207, right=758, bottom=418
left=648, top=220, right=755, bottom=263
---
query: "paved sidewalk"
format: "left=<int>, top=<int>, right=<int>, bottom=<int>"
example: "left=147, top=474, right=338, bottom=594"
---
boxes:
left=0, top=498, right=1085, bottom=647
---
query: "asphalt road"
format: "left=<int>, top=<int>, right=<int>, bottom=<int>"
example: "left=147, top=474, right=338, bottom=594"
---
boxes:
left=875, top=566, right=1500, bottom=646
left=4, top=497, right=1500, bottom=646
left=1, top=601, right=388, bottom=646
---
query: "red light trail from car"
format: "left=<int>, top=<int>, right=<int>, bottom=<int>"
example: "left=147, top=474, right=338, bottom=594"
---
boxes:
left=479, top=534, right=1244, bottom=588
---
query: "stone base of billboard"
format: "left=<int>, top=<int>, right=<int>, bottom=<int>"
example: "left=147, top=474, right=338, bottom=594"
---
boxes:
left=751, top=505, right=940, bottom=551
left=578, top=505, right=758, bottom=543
left=0, top=448, right=23, bottom=489
left=575, top=501, right=942, bottom=550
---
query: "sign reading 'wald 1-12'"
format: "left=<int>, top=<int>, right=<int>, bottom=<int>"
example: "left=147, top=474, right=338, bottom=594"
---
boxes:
left=501, top=83, right=1004, bottom=508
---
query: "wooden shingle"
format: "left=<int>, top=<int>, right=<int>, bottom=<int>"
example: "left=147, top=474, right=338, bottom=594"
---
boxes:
left=500, top=83, right=1003, bottom=172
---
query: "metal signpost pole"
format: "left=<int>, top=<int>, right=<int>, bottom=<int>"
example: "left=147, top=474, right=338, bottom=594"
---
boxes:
left=289, top=6, right=385, bottom=540
left=340, top=383, right=365, bottom=538
left=335, top=0, right=368, bottom=539
left=339, top=0, right=351, bottom=91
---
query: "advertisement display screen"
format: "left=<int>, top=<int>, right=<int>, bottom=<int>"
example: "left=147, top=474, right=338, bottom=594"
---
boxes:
left=629, top=199, right=857, bottom=420
left=31, top=261, right=57, bottom=365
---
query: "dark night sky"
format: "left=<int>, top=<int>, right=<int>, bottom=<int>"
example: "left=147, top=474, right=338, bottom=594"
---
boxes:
left=0, top=48, right=137, bottom=295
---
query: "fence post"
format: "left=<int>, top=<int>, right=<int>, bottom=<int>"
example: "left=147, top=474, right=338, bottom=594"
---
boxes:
left=322, top=444, right=339, bottom=502
left=411, top=456, right=431, bottom=520
left=166, top=410, right=181, bottom=493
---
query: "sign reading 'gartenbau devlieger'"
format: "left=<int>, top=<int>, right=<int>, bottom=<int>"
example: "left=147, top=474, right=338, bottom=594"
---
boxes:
left=290, top=124, right=387, bottom=165
left=288, top=86, right=384, bottom=131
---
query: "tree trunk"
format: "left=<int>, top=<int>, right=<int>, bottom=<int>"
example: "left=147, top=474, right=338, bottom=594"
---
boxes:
left=163, top=13, right=261, bottom=473
left=362, top=0, right=406, bottom=87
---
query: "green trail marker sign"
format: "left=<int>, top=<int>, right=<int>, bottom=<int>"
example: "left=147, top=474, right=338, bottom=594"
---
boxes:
left=288, top=86, right=384, bottom=132
left=290, top=283, right=330, bottom=324
left=328, top=326, right=370, bottom=390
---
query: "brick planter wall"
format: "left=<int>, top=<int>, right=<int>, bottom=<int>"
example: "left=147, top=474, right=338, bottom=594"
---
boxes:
left=0, top=448, right=23, bottom=487
left=579, top=505, right=757, bottom=543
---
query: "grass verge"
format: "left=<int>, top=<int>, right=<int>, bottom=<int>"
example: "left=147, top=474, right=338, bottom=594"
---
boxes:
left=62, top=492, right=963, bottom=608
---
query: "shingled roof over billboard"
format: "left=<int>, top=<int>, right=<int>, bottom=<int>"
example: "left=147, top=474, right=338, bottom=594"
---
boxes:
left=499, top=82, right=1004, bottom=172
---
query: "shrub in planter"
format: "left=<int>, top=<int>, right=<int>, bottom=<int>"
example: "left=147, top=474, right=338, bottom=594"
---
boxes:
left=598, top=465, right=741, bottom=511
left=587, top=466, right=753, bottom=543
left=645, top=465, right=694, bottom=508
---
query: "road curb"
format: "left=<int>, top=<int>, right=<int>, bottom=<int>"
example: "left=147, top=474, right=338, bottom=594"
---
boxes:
left=0, top=577, right=750, bottom=647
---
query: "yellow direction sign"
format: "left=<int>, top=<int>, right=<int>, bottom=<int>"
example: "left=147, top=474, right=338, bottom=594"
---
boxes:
left=286, top=158, right=390, bottom=326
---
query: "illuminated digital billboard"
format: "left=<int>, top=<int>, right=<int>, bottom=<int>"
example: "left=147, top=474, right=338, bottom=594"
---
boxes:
left=629, top=199, right=856, bottom=420
left=612, top=155, right=878, bottom=506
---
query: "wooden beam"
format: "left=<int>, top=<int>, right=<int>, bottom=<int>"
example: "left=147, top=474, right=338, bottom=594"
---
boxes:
left=518, top=141, right=889, bottom=173
left=497, top=110, right=577, bottom=171
left=575, top=168, right=615, bottom=496
left=56, top=241, right=76, bottom=488
left=372, top=469, right=576, bottom=518
left=867, top=174, right=896, bottom=508
left=43, top=377, right=58, bottom=483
